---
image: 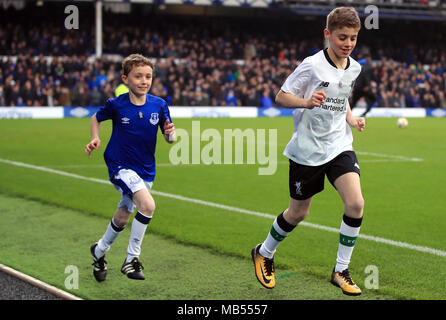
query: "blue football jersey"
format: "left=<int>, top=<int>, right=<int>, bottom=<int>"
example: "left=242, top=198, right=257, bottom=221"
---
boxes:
left=96, top=93, right=172, bottom=182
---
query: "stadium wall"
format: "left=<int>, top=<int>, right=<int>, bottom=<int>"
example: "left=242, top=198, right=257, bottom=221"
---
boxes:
left=1, top=107, right=445, bottom=119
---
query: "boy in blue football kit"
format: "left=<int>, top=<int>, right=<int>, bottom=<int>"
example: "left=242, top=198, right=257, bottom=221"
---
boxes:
left=85, top=54, right=176, bottom=281
left=252, top=7, right=366, bottom=296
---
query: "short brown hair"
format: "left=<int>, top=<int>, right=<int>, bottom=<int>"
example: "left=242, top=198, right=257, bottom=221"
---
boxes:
left=122, top=54, right=154, bottom=76
left=326, top=7, right=361, bottom=32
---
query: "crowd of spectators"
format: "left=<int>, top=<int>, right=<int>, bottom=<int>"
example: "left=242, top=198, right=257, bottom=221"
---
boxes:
left=1, top=54, right=115, bottom=107
left=1, top=6, right=446, bottom=109
left=370, top=59, right=446, bottom=109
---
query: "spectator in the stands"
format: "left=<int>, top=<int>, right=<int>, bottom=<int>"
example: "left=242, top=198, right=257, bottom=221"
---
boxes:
left=0, top=84, right=5, bottom=106
left=225, top=89, right=237, bottom=106
left=260, top=89, right=274, bottom=108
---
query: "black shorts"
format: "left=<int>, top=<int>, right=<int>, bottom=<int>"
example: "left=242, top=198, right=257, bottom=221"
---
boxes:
left=289, top=151, right=360, bottom=200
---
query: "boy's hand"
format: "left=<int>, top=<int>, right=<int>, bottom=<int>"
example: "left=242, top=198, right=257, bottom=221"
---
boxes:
left=163, top=119, right=175, bottom=135
left=348, top=117, right=366, bottom=132
left=164, top=119, right=176, bottom=143
left=307, top=91, right=327, bottom=109
left=85, top=138, right=101, bottom=159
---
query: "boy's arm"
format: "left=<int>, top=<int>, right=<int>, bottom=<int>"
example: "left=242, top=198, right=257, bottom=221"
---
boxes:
left=84, top=113, right=102, bottom=158
left=275, top=90, right=326, bottom=109
left=277, top=58, right=325, bottom=109
left=346, top=101, right=366, bottom=132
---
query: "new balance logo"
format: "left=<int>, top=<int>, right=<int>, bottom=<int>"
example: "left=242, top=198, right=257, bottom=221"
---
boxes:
left=319, top=81, right=329, bottom=87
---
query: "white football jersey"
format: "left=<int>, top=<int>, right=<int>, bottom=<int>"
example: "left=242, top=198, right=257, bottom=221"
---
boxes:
left=281, top=49, right=361, bottom=166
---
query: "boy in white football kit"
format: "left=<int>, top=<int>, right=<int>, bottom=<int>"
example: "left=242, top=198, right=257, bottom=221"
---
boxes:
left=85, top=54, right=176, bottom=282
left=252, top=7, right=366, bottom=296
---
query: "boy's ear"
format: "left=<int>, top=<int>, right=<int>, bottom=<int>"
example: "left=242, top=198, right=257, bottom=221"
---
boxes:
left=121, top=74, right=128, bottom=85
left=323, top=28, right=330, bottom=40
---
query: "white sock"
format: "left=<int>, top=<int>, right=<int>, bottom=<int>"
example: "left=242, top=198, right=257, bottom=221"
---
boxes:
left=126, top=211, right=152, bottom=263
left=95, top=218, right=124, bottom=258
left=335, top=219, right=361, bottom=273
left=259, top=213, right=296, bottom=259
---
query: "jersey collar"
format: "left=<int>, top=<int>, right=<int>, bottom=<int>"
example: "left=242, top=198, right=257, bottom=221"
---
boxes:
left=323, top=48, right=350, bottom=70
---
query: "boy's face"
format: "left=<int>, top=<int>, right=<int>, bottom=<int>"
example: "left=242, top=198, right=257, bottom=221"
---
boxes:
left=122, top=65, right=153, bottom=97
left=324, top=26, right=359, bottom=59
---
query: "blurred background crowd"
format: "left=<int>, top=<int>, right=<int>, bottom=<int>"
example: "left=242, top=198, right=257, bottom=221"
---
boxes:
left=1, top=2, right=445, bottom=109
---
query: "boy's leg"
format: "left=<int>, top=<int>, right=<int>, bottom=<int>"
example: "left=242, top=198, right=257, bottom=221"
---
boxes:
left=334, top=172, right=364, bottom=270
left=95, top=206, right=132, bottom=258
left=126, top=187, right=155, bottom=263
left=121, top=185, right=155, bottom=280
left=252, top=197, right=312, bottom=289
left=91, top=204, right=132, bottom=282
left=331, top=171, right=364, bottom=296
left=259, top=197, right=312, bottom=259
left=94, top=168, right=142, bottom=261
left=110, top=169, right=154, bottom=263
left=253, top=159, right=324, bottom=289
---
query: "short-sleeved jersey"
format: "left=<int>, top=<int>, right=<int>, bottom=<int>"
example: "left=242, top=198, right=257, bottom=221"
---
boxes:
left=96, top=92, right=171, bottom=182
left=281, top=49, right=361, bottom=166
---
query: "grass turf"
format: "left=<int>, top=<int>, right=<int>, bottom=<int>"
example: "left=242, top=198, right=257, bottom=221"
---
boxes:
left=0, top=193, right=387, bottom=300
left=0, top=117, right=445, bottom=300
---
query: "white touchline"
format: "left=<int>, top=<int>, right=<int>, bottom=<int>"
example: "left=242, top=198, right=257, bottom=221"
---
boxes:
left=0, top=157, right=443, bottom=258
left=51, top=151, right=424, bottom=168
left=48, top=164, right=106, bottom=168
left=356, top=151, right=424, bottom=162
left=157, top=150, right=424, bottom=166
left=45, top=157, right=419, bottom=169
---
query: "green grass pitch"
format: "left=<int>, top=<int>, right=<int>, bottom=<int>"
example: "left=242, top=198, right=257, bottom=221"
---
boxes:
left=0, top=117, right=445, bottom=300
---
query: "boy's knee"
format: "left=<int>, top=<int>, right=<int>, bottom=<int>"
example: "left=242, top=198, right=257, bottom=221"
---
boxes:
left=113, top=216, right=129, bottom=228
left=285, top=206, right=309, bottom=225
left=138, top=200, right=155, bottom=217
left=114, top=207, right=132, bottom=228
left=345, top=197, right=364, bottom=217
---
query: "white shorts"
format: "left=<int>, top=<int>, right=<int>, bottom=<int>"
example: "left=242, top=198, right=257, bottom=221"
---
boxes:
left=111, top=168, right=153, bottom=213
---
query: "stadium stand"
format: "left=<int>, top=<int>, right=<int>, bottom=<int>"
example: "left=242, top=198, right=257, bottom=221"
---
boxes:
left=0, top=1, right=445, bottom=108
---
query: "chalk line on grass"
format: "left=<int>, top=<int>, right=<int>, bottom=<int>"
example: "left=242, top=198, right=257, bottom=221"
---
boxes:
left=0, top=157, right=442, bottom=259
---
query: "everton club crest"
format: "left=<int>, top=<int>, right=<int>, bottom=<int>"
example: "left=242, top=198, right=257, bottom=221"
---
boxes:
left=149, top=113, right=159, bottom=125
